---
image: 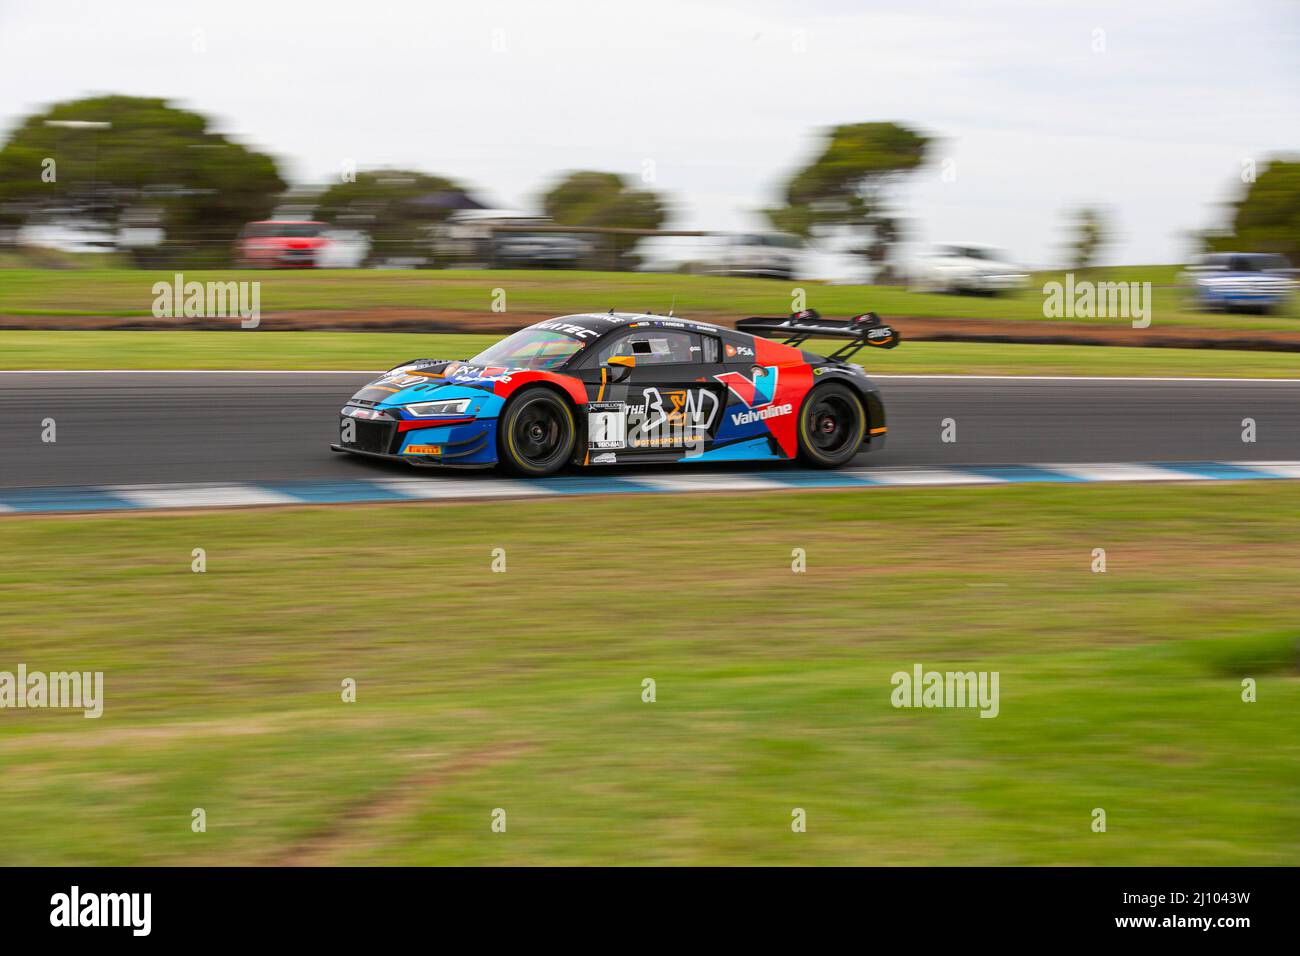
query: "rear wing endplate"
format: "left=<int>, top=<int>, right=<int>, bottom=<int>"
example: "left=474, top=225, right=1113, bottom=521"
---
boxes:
left=736, top=309, right=899, bottom=361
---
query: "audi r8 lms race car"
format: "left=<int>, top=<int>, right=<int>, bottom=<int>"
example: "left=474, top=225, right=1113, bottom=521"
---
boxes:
left=332, top=310, right=898, bottom=475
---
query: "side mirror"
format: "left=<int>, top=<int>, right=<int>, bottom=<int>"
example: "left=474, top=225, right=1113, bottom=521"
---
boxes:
left=605, top=354, right=635, bottom=381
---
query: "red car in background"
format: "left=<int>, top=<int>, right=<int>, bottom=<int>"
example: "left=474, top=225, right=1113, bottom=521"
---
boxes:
left=236, top=220, right=330, bottom=268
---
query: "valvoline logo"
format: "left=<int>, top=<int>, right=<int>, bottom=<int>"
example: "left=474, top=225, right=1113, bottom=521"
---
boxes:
left=715, top=367, right=779, bottom=408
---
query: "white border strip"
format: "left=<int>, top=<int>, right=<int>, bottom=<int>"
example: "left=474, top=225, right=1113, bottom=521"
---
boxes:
left=2, top=461, right=1297, bottom=515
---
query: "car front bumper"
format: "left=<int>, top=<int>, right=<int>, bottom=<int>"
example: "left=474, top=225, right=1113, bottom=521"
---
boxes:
left=967, top=273, right=1027, bottom=292
left=335, top=414, right=499, bottom=467
left=330, top=443, right=494, bottom=469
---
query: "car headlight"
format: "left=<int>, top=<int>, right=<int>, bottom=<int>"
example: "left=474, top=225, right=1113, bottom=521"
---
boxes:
left=405, top=398, right=472, bottom=417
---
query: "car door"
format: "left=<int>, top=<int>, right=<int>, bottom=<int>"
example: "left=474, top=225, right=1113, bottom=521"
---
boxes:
left=576, top=326, right=727, bottom=461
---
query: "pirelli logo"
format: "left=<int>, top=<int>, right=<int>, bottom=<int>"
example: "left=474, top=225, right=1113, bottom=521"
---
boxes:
left=404, top=444, right=441, bottom=455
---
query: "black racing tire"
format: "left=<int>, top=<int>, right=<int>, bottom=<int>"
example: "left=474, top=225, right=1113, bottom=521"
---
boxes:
left=497, top=387, right=577, bottom=476
left=796, top=382, right=867, bottom=469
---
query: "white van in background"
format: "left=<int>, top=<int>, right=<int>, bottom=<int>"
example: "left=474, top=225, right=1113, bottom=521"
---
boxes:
left=912, top=243, right=1028, bottom=295
left=711, top=232, right=804, bottom=280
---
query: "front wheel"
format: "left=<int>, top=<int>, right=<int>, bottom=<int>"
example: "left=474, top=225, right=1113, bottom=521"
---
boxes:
left=797, top=383, right=866, bottom=469
left=497, top=387, right=576, bottom=476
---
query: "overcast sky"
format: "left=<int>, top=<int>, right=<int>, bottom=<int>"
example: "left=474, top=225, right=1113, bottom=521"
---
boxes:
left=1, top=0, right=1297, bottom=268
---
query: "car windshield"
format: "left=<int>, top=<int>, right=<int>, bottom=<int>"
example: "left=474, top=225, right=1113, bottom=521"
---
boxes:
left=1229, top=254, right=1289, bottom=273
left=766, top=234, right=802, bottom=248
left=937, top=246, right=995, bottom=260
left=466, top=327, right=587, bottom=370
left=246, top=223, right=323, bottom=238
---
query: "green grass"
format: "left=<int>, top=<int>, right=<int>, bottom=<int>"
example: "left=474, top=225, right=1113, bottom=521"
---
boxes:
left=2, top=329, right=1298, bottom=377
left=1, top=483, right=1297, bottom=865
left=2, top=266, right=1297, bottom=328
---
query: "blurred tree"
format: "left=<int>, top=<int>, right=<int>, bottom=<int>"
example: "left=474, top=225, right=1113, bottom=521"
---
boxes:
left=0, top=95, right=285, bottom=263
left=315, top=170, right=475, bottom=266
left=764, top=122, right=929, bottom=282
left=1207, top=158, right=1300, bottom=262
left=541, top=171, right=666, bottom=269
left=1067, top=206, right=1108, bottom=271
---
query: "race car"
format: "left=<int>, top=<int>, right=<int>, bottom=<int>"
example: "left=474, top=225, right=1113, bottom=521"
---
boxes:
left=331, top=309, right=897, bottom=476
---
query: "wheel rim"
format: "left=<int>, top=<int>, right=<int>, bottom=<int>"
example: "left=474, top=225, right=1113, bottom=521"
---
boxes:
left=512, top=399, right=565, bottom=467
left=806, top=394, right=857, bottom=456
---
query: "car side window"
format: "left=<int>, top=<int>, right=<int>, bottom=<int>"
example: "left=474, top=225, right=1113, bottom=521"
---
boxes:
left=598, top=330, right=699, bottom=365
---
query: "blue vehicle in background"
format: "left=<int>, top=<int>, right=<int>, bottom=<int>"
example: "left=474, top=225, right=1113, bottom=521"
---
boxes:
left=1183, top=253, right=1295, bottom=314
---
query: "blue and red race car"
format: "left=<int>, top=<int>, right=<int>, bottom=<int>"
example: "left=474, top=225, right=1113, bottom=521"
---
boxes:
left=331, top=309, right=897, bottom=476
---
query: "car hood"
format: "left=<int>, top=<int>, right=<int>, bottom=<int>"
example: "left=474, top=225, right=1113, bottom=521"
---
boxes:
left=349, top=360, right=523, bottom=408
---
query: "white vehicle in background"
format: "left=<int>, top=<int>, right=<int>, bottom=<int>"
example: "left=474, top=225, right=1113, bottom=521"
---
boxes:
left=17, top=219, right=118, bottom=254
left=316, top=229, right=369, bottom=268
left=711, top=232, right=804, bottom=280
left=912, top=243, right=1028, bottom=295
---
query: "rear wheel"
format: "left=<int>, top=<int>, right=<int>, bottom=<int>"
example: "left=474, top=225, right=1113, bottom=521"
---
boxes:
left=497, top=387, right=576, bottom=476
left=797, top=383, right=866, bottom=469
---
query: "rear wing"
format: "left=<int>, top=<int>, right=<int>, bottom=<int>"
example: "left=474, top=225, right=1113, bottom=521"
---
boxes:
left=735, top=309, right=899, bottom=362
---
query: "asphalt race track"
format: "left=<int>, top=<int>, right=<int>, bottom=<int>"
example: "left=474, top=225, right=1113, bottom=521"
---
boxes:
left=2, top=371, right=1298, bottom=491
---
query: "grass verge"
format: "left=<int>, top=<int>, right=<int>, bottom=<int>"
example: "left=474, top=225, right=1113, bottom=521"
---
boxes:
left=2, top=266, right=1297, bottom=329
left=2, top=329, right=1299, bottom=376
left=1, top=482, right=1297, bottom=864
